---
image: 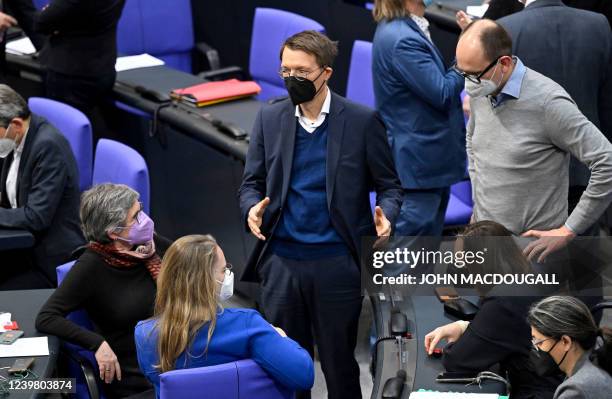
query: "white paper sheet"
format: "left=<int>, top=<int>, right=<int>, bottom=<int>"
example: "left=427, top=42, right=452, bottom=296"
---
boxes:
left=466, top=4, right=489, bottom=18
left=0, top=312, right=12, bottom=332
left=0, top=337, right=49, bottom=357
left=115, top=53, right=165, bottom=72
left=410, top=393, right=499, bottom=399
left=6, top=37, right=36, bottom=55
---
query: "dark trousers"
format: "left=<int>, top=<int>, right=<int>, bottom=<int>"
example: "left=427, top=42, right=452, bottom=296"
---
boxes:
left=395, top=187, right=450, bottom=237
left=45, top=70, right=116, bottom=141
left=259, top=252, right=363, bottom=399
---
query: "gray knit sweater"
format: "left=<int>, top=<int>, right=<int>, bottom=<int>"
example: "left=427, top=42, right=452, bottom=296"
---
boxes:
left=467, top=67, right=612, bottom=234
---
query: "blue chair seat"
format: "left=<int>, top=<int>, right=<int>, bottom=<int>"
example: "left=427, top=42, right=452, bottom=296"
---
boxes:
left=160, top=359, right=293, bottom=399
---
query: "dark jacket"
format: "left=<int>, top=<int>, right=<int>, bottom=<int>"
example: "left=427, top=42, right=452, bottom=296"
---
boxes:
left=443, top=296, right=563, bottom=399
left=0, top=0, right=45, bottom=74
left=498, top=0, right=612, bottom=186
left=34, top=0, right=125, bottom=77
left=0, top=113, right=84, bottom=284
left=238, top=92, right=402, bottom=282
left=372, top=17, right=466, bottom=189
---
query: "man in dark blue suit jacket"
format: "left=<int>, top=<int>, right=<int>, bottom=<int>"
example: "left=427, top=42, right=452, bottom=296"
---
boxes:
left=239, top=31, right=402, bottom=399
left=0, top=85, right=84, bottom=289
left=498, top=0, right=612, bottom=227
left=372, top=0, right=466, bottom=237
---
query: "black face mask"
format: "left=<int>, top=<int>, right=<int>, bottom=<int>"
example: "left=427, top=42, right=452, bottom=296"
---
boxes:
left=283, top=69, right=326, bottom=106
left=530, top=340, right=568, bottom=377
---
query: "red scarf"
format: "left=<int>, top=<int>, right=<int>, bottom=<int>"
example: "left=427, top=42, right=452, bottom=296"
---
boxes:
left=88, top=241, right=162, bottom=280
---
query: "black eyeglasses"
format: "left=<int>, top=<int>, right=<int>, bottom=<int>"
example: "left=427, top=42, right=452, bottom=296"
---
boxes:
left=452, top=56, right=501, bottom=84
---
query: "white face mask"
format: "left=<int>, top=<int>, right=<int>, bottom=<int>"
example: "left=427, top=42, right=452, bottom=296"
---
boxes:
left=0, top=125, right=16, bottom=158
left=464, top=62, right=505, bottom=99
left=216, top=270, right=234, bottom=301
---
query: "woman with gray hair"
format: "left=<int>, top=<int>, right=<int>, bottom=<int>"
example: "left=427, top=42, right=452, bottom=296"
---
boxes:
left=528, top=296, right=612, bottom=399
left=36, top=183, right=167, bottom=398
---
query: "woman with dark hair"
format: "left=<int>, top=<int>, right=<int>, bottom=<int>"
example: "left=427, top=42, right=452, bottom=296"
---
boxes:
left=528, top=296, right=612, bottom=398
left=134, top=235, right=314, bottom=399
left=424, top=221, right=562, bottom=399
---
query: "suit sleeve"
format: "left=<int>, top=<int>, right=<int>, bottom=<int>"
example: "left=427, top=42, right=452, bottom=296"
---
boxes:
left=0, top=139, right=69, bottom=232
left=238, top=109, right=266, bottom=231
left=248, top=311, right=314, bottom=391
left=366, top=113, right=402, bottom=228
left=35, top=260, right=105, bottom=351
left=33, top=0, right=80, bottom=34
left=5, top=0, right=45, bottom=49
left=391, top=36, right=464, bottom=112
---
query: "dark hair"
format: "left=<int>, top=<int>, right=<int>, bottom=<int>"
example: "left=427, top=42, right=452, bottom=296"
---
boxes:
left=528, top=296, right=612, bottom=375
left=462, top=19, right=513, bottom=63
left=0, top=84, right=31, bottom=128
left=459, top=220, right=531, bottom=276
left=280, top=30, right=338, bottom=68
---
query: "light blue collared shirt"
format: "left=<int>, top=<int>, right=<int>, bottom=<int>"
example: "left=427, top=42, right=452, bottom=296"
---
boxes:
left=491, top=57, right=526, bottom=108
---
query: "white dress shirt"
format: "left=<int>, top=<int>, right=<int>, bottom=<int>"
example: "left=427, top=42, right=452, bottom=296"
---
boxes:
left=524, top=0, right=537, bottom=7
left=294, top=87, right=331, bottom=133
left=6, top=126, right=29, bottom=209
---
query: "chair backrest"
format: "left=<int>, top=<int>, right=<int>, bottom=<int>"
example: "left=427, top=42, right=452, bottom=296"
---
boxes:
left=249, top=8, right=325, bottom=101
left=57, top=261, right=95, bottom=331
left=32, top=0, right=48, bottom=9
left=450, top=180, right=473, bottom=207
left=28, top=97, right=93, bottom=192
left=117, top=0, right=195, bottom=72
left=160, top=359, right=293, bottom=399
left=346, top=40, right=374, bottom=108
left=93, top=139, right=150, bottom=213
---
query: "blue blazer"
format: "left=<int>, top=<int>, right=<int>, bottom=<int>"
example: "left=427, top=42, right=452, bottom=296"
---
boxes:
left=135, top=308, right=314, bottom=398
left=498, top=0, right=612, bottom=186
left=372, top=17, right=466, bottom=189
left=238, top=92, right=402, bottom=282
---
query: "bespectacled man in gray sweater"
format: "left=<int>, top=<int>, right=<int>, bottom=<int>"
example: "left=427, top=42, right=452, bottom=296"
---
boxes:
left=454, top=19, right=612, bottom=263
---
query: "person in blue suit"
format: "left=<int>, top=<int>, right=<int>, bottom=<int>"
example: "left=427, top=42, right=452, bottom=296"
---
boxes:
left=372, top=0, right=466, bottom=237
left=238, top=30, right=402, bottom=399
left=134, top=235, right=314, bottom=398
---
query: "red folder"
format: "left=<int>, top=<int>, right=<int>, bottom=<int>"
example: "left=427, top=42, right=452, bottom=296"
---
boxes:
left=172, top=79, right=261, bottom=107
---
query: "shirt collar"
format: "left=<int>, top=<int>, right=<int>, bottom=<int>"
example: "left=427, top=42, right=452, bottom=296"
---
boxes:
left=524, top=0, right=537, bottom=7
left=294, top=86, right=331, bottom=119
left=14, top=124, right=29, bottom=156
left=492, top=57, right=526, bottom=106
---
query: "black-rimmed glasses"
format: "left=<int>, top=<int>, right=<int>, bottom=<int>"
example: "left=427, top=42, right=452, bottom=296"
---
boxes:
left=452, top=56, right=501, bottom=84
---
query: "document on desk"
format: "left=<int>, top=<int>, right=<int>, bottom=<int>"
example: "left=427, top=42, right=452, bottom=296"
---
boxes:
left=466, top=4, right=489, bottom=18
left=410, top=393, right=500, bottom=399
left=6, top=37, right=36, bottom=55
left=0, top=337, right=49, bottom=357
left=115, top=53, right=165, bottom=72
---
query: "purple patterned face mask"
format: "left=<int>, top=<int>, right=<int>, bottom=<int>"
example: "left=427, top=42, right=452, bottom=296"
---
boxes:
left=115, top=211, right=154, bottom=246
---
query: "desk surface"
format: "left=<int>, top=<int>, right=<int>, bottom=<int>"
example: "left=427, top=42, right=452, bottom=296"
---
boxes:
left=0, top=289, right=58, bottom=399
left=0, top=229, right=35, bottom=251
left=371, top=295, right=506, bottom=398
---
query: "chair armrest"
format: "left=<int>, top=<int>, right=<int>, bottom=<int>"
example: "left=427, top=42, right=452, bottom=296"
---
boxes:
left=62, top=348, right=101, bottom=399
left=194, top=41, right=221, bottom=71
left=197, top=65, right=247, bottom=81
left=591, top=301, right=612, bottom=315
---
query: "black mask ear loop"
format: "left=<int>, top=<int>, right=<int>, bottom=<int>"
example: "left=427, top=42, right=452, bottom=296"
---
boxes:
left=312, top=67, right=327, bottom=97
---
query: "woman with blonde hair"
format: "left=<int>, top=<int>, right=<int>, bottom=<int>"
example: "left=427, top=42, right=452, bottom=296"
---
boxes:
left=134, top=234, right=314, bottom=398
